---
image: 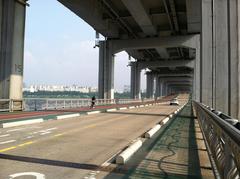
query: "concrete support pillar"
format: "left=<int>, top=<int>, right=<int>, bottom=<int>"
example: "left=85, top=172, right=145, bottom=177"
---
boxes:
left=146, top=73, right=154, bottom=98
left=201, top=0, right=240, bottom=118
left=193, top=42, right=200, bottom=101
left=155, top=77, right=161, bottom=98
left=98, top=41, right=115, bottom=99
left=0, top=0, right=27, bottom=110
left=130, top=62, right=141, bottom=99
left=162, top=81, right=167, bottom=96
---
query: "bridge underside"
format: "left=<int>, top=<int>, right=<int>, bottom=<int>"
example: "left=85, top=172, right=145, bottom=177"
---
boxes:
left=0, top=0, right=239, bottom=118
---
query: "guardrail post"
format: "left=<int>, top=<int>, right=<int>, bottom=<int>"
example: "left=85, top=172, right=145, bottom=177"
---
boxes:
left=34, top=99, right=37, bottom=111
left=46, top=99, right=48, bottom=110
left=9, top=99, right=13, bottom=112
left=224, top=143, right=234, bottom=178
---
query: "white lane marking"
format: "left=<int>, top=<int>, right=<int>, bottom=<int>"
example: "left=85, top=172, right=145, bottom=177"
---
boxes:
left=40, top=131, right=51, bottom=135
left=25, top=136, right=34, bottom=139
left=7, top=128, right=27, bottom=132
left=33, top=127, right=57, bottom=135
left=9, top=172, right=45, bottom=179
left=0, top=134, right=10, bottom=138
left=0, top=140, right=16, bottom=145
left=45, top=127, right=57, bottom=131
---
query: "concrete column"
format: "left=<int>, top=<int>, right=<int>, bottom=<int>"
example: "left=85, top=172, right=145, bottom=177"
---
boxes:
left=0, top=0, right=27, bottom=110
left=130, top=62, right=141, bottom=99
left=155, top=77, right=161, bottom=98
left=162, top=81, right=168, bottom=96
left=98, top=41, right=115, bottom=99
left=228, top=0, right=240, bottom=118
left=146, top=73, right=154, bottom=98
left=214, top=0, right=229, bottom=113
left=201, top=0, right=214, bottom=106
left=201, top=0, right=240, bottom=118
left=194, top=41, right=201, bottom=101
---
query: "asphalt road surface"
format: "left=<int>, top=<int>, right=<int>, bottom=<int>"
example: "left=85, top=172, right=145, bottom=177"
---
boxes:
left=0, top=99, right=187, bottom=179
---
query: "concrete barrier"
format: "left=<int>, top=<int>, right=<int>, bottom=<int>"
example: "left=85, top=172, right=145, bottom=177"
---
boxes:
left=145, top=124, right=161, bottom=138
left=119, top=107, right=127, bottom=110
left=1, top=118, right=44, bottom=128
left=87, top=111, right=101, bottom=115
left=162, top=117, right=170, bottom=124
left=57, top=113, right=80, bottom=120
left=116, top=139, right=142, bottom=164
left=106, top=108, right=117, bottom=112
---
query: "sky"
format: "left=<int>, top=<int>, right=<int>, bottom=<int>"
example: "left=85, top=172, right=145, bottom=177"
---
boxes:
left=24, top=0, right=146, bottom=92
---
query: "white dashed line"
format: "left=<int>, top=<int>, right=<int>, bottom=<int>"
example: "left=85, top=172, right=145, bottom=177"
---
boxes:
left=7, top=128, right=27, bottom=133
left=25, top=136, right=34, bottom=139
left=0, top=140, right=16, bottom=144
left=40, top=131, right=51, bottom=135
left=0, top=134, right=10, bottom=138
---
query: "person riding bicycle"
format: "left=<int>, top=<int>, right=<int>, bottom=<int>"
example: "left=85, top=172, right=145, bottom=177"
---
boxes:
left=90, top=96, right=96, bottom=108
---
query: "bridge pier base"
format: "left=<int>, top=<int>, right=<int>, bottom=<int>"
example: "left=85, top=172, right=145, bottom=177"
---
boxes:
left=0, top=0, right=26, bottom=110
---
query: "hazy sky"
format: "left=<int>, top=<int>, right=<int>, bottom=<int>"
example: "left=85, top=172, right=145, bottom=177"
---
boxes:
left=24, top=0, right=146, bottom=91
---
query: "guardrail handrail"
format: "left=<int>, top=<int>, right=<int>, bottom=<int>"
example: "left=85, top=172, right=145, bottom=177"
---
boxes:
left=193, top=101, right=240, bottom=179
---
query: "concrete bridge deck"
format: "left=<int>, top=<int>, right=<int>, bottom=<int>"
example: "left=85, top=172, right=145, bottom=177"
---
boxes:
left=0, top=95, right=214, bottom=179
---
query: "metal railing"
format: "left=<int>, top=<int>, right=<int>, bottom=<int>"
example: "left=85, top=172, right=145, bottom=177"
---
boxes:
left=193, top=101, right=240, bottom=179
left=0, top=99, right=23, bottom=112
left=0, top=97, right=157, bottom=112
left=23, top=98, right=149, bottom=111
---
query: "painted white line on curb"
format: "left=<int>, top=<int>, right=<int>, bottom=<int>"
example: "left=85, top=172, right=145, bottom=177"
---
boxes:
left=116, top=139, right=142, bottom=164
left=1, top=118, right=44, bottom=128
left=145, top=124, right=161, bottom=138
left=56, top=113, right=80, bottom=120
left=129, top=106, right=135, bottom=109
left=0, top=140, right=16, bottom=145
left=87, top=111, right=101, bottom=115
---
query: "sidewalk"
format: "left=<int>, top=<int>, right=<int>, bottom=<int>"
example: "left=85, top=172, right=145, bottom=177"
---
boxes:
left=104, top=103, right=214, bottom=179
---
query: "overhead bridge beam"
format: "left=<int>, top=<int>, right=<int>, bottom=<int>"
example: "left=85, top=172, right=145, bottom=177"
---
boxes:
left=136, top=60, right=194, bottom=69
left=111, top=35, right=200, bottom=53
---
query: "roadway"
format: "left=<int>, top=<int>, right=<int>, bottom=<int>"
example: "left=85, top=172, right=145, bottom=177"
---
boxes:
left=0, top=98, right=187, bottom=179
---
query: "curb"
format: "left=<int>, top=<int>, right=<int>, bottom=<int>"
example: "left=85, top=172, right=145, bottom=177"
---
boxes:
left=1, top=118, right=44, bottom=128
left=115, top=103, right=187, bottom=165
left=56, top=113, right=80, bottom=120
left=116, top=139, right=143, bottom=164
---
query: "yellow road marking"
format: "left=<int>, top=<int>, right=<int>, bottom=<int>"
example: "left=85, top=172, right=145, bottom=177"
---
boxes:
left=54, top=133, right=64, bottom=137
left=0, top=146, right=17, bottom=153
left=18, top=141, right=34, bottom=147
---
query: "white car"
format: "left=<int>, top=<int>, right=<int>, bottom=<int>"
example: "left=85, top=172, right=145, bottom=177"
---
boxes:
left=170, top=98, right=179, bottom=105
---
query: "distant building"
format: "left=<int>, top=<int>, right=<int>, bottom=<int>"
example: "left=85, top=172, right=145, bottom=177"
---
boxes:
left=23, top=84, right=98, bottom=93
